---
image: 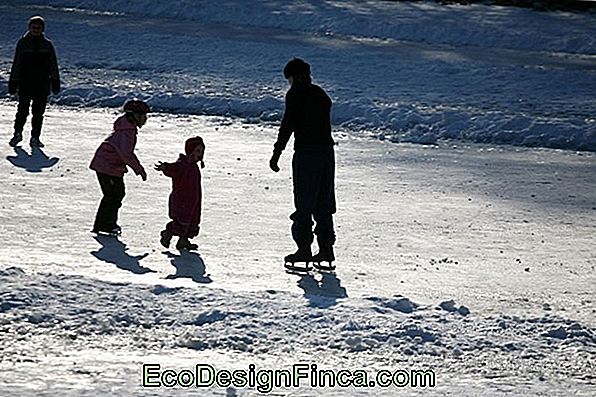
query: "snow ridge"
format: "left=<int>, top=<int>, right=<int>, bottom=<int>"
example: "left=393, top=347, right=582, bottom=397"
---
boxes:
left=1, top=267, right=595, bottom=383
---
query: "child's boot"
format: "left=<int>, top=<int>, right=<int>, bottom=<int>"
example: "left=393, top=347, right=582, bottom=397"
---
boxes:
left=176, top=237, right=198, bottom=251
left=160, top=229, right=173, bottom=248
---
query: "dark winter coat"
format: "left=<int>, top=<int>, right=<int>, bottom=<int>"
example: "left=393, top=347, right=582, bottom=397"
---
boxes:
left=273, top=82, right=334, bottom=154
left=9, top=32, right=60, bottom=96
left=162, top=155, right=202, bottom=237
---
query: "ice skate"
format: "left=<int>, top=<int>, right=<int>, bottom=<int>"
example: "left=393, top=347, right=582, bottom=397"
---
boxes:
left=160, top=229, right=173, bottom=248
left=176, top=237, right=198, bottom=251
left=284, top=247, right=313, bottom=272
left=313, top=246, right=335, bottom=271
left=9, top=132, right=22, bottom=147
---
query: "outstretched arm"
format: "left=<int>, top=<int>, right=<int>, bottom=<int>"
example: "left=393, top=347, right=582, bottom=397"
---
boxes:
left=155, top=161, right=180, bottom=178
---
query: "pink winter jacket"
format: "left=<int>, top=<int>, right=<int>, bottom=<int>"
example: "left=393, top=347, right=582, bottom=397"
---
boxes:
left=90, top=115, right=144, bottom=177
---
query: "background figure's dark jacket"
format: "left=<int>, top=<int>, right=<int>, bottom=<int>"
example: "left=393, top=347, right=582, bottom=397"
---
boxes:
left=274, top=82, right=334, bottom=153
left=9, top=32, right=60, bottom=96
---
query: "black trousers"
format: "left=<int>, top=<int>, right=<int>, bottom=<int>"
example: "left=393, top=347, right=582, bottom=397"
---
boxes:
left=14, top=93, right=48, bottom=138
left=93, top=172, right=125, bottom=232
left=291, top=148, right=337, bottom=248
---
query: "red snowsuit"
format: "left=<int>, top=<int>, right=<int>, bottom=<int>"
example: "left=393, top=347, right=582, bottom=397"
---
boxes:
left=162, top=154, right=202, bottom=238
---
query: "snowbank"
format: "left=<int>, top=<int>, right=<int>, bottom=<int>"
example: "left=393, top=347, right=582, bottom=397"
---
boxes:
left=2, top=267, right=595, bottom=380
left=1, top=0, right=595, bottom=152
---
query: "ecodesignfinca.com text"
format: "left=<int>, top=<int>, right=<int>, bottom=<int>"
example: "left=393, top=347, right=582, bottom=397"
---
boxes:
left=142, top=363, right=436, bottom=393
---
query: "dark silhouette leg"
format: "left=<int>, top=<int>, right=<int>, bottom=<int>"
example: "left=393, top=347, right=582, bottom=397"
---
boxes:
left=93, top=172, right=125, bottom=232
left=291, top=150, right=325, bottom=249
left=30, top=95, right=48, bottom=139
left=14, top=95, right=32, bottom=135
left=313, top=149, right=336, bottom=265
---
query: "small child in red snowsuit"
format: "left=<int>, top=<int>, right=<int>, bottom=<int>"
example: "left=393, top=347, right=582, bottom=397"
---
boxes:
left=155, top=137, right=205, bottom=250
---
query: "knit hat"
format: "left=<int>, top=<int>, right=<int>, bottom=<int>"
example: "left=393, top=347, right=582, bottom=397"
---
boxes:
left=28, top=16, right=45, bottom=30
left=283, top=58, right=311, bottom=79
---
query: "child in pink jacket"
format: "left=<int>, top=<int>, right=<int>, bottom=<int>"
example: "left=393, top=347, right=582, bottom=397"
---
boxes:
left=155, top=137, right=205, bottom=250
left=90, top=99, right=149, bottom=235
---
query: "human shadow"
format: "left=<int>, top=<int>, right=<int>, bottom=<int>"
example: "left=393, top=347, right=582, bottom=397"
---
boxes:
left=91, top=235, right=153, bottom=274
left=164, top=250, right=212, bottom=284
left=297, top=272, right=348, bottom=309
left=6, top=146, right=59, bottom=172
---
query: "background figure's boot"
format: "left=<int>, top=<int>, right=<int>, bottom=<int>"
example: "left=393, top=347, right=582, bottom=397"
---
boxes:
left=30, top=137, right=44, bottom=148
left=9, top=132, right=22, bottom=147
left=284, top=246, right=312, bottom=264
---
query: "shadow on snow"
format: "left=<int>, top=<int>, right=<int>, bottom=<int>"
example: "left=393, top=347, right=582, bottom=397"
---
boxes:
left=164, top=250, right=212, bottom=284
left=90, top=235, right=153, bottom=274
left=6, top=146, right=59, bottom=172
left=297, top=272, right=348, bottom=309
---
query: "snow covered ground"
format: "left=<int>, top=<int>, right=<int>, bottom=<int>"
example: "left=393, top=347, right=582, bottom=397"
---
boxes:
left=0, top=1, right=595, bottom=396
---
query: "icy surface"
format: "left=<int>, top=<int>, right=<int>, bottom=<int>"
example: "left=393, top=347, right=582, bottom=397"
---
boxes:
left=0, top=104, right=595, bottom=395
left=0, top=0, right=595, bottom=395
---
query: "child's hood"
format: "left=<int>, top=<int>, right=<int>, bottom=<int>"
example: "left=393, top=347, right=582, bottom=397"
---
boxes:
left=177, top=153, right=194, bottom=163
left=113, top=115, right=137, bottom=134
left=176, top=153, right=203, bottom=168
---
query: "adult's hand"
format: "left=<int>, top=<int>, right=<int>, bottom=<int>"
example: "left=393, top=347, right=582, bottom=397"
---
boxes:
left=269, top=153, right=280, bottom=172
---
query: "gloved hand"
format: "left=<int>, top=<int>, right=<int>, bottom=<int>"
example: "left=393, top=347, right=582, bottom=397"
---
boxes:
left=8, top=80, right=18, bottom=95
left=154, top=161, right=167, bottom=172
left=269, top=152, right=281, bottom=172
left=51, top=79, right=60, bottom=95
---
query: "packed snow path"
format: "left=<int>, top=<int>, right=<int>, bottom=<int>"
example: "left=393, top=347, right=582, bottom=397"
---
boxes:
left=0, top=103, right=595, bottom=396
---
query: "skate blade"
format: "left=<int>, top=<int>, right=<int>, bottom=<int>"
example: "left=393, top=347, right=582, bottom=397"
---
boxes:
left=284, top=262, right=313, bottom=273
left=313, top=262, right=336, bottom=272
left=92, top=230, right=120, bottom=237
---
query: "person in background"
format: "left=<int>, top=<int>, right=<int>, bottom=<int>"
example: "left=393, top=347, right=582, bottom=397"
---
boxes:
left=155, top=137, right=205, bottom=251
left=269, top=58, right=337, bottom=268
left=8, top=16, right=61, bottom=148
left=90, top=99, right=149, bottom=236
